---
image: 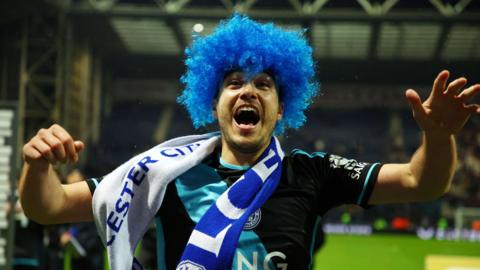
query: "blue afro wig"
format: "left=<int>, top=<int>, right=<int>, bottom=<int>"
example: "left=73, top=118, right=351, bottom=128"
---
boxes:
left=177, top=14, right=319, bottom=134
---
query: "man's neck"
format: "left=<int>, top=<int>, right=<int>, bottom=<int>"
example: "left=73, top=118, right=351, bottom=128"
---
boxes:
left=220, top=141, right=269, bottom=167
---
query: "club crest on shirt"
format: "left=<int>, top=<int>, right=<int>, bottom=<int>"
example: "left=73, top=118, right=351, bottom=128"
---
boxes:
left=328, top=154, right=368, bottom=180
left=244, top=209, right=262, bottom=230
left=177, top=260, right=206, bottom=270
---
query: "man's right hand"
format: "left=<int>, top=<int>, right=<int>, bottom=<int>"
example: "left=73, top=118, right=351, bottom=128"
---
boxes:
left=19, top=124, right=93, bottom=224
left=23, top=124, right=84, bottom=166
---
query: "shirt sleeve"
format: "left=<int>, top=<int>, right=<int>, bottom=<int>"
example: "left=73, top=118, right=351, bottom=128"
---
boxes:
left=323, top=154, right=382, bottom=208
left=85, top=177, right=104, bottom=195
left=289, top=150, right=382, bottom=209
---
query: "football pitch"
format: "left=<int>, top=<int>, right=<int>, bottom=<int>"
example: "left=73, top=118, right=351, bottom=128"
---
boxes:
left=313, top=234, right=480, bottom=270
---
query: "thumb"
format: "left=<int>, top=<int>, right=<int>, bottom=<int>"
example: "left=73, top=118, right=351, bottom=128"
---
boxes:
left=405, top=89, right=427, bottom=121
left=74, top=141, right=85, bottom=153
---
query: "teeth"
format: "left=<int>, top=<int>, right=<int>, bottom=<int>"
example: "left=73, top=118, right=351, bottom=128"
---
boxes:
left=240, top=107, right=255, bottom=112
left=237, top=106, right=258, bottom=113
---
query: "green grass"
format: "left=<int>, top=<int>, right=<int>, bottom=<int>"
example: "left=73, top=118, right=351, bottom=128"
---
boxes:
left=313, top=234, right=480, bottom=270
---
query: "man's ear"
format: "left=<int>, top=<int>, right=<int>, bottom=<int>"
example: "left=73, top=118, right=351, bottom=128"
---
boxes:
left=212, top=99, right=218, bottom=119
left=277, top=102, right=284, bottom=121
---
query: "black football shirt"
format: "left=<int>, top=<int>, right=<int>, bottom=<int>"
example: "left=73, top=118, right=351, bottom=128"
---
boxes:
left=87, top=148, right=382, bottom=269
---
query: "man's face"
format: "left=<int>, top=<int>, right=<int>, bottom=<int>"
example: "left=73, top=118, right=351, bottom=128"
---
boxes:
left=214, top=71, right=283, bottom=154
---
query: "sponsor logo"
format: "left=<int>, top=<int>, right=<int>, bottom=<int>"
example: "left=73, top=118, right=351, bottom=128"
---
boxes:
left=176, top=260, right=206, bottom=270
left=244, top=209, right=262, bottom=230
left=328, top=154, right=367, bottom=180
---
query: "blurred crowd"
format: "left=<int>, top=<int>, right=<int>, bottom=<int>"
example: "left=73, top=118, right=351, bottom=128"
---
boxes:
left=443, top=116, right=480, bottom=215
left=11, top=170, right=104, bottom=270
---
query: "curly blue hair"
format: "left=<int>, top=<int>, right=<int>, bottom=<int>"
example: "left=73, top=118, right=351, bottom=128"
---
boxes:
left=177, top=14, right=319, bottom=134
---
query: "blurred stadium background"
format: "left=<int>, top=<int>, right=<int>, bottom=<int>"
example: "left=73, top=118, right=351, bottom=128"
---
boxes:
left=0, top=0, right=479, bottom=269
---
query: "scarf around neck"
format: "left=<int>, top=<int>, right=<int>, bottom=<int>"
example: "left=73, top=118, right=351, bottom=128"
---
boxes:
left=92, top=133, right=284, bottom=270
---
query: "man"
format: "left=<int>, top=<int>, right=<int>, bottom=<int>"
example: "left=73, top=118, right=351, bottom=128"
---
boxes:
left=19, top=14, right=480, bottom=269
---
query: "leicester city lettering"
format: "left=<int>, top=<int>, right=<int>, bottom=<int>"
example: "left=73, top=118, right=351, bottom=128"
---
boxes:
left=160, top=143, right=201, bottom=157
left=106, top=143, right=202, bottom=246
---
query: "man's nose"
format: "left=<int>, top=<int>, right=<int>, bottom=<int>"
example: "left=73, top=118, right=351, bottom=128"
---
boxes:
left=240, top=83, right=257, bottom=100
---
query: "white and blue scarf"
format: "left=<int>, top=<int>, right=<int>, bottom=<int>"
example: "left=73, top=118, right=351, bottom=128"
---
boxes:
left=92, top=133, right=284, bottom=270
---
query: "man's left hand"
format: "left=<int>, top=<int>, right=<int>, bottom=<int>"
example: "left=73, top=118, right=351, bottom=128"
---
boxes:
left=406, top=70, right=480, bottom=136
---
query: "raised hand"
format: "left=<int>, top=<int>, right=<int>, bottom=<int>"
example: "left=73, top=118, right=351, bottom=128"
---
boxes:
left=405, top=70, right=480, bottom=135
left=20, top=124, right=91, bottom=224
left=23, top=124, right=84, bottom=166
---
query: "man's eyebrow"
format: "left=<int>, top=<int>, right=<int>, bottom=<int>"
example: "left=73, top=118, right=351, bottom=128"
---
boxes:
left=224, top=73, right=243, bottom=82
left=255, top=73, right=274, bottom=81
left=223, top=70, right=242, bottom=79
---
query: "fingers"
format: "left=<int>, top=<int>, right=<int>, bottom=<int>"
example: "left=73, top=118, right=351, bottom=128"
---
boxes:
left=22, top=143, right=43, bottom=160
left=465, top=104, right=480, bottom=114
left=29, top=138, right=57, bottom=164
left=74, top=141, right=85, bottom=153
left=50, top=125, right=77, bottom=162
left=432, top=70, right=449, bottom=97
left=444, top=77, right=467, bottom=96
left=457, top=84, right=480, bottom=102
left=23, top=124, right=84, bottom=165
left=38, top=129, right=66, bottom=163
left=405, top=89, right=428, bottom=122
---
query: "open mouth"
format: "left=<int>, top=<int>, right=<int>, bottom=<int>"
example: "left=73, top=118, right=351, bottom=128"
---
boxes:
left=234, top=106, right=260, bottom=127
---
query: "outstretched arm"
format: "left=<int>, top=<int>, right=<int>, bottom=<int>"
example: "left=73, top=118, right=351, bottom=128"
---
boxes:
left=369, top=70, right=480, bottom=204
left=18, top=124, right=93, bottom=224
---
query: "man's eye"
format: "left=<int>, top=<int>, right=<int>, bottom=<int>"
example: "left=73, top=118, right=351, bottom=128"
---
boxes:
left=228, top=80, right=243, bottom=87
left=256, top=81, right=271, bottom=89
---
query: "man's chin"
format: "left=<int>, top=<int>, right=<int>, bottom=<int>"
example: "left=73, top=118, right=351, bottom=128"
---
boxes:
left=221, top=122, right=272, bottom=154
left=228, top=135, right=264, bottom=154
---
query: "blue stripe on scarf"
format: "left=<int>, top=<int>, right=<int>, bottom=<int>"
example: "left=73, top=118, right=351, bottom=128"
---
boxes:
left=176, top=167, right=272, bottom=269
